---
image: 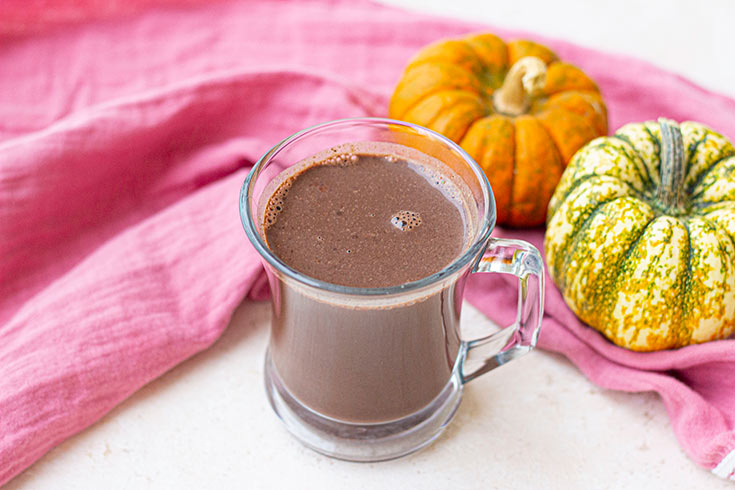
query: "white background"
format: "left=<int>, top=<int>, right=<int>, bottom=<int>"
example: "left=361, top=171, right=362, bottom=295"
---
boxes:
left=7, top=1, right=735, bottom=489
left=384, top=0, right=735, bottom=96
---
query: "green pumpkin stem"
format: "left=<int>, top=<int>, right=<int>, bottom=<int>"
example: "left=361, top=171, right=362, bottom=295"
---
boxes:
left=658, top=118, right=687, bottom=212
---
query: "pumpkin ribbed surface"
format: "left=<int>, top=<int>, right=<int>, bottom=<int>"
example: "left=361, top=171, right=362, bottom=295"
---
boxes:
left=389, top=33, right=608, bottom=227
left=545, top=120, right=735, bottom=351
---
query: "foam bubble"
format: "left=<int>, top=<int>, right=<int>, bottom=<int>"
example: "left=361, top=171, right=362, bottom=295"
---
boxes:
left=322, top=152, right=360, bottom=167
left=412, top=163, right=462, bottom=203
left=391, top=210, right=422, bottom=231
left=264, top=181, right=292, bottom=227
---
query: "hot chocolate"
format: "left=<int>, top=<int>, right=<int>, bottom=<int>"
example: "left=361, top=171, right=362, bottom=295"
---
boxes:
left=262, top=143, right=474, bottom=423
left=264, top=152, right=468, bottom=287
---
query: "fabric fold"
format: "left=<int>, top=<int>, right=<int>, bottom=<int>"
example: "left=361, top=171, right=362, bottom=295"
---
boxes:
left=0, top=67, right=377, bottom=484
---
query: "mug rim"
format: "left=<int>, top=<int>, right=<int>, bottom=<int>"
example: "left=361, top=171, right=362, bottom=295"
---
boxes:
left=239, top=117, right=496, bottom=296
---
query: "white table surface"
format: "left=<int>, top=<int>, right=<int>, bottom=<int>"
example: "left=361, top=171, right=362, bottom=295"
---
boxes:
left=7, top=1, right=735, bottom=488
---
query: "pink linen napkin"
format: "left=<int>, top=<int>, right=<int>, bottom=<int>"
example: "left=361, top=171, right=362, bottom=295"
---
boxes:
left=1, top=0, right=734, bottom=484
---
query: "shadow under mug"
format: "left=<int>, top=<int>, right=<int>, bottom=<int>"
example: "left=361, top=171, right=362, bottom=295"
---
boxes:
left=240, top=117, right=544, bottom=462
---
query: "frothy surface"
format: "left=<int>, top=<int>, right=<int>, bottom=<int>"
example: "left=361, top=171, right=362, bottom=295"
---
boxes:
left=263, top=150, right=470, bottom=288
left=390, top=210, right=422, bottom=231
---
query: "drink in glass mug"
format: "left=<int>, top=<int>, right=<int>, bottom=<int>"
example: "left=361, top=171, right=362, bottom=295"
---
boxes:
left=240, top=118, right=544, bottom=462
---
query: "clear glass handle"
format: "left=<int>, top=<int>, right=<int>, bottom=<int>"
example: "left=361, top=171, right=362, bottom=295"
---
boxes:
left=460, top=237, right=545, bottom=383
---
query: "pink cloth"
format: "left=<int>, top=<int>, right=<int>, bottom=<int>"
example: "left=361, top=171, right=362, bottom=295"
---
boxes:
left=1, top=0, right=734, bottom=484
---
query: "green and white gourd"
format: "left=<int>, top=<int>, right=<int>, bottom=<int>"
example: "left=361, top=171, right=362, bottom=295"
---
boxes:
left=545, top=118, right=735, bottom=351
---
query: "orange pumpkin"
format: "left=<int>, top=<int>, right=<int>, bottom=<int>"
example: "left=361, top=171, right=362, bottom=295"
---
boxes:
left=389, top=34, right=608, bottom=227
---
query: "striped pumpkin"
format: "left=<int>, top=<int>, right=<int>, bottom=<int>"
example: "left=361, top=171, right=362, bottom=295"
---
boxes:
left=389, top=33, right=607, bottom=227
left=545, top=119, right=735, bottom=351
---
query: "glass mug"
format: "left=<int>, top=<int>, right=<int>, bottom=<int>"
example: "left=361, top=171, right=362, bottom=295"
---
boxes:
left=240, top=118, right=544, bottom=462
